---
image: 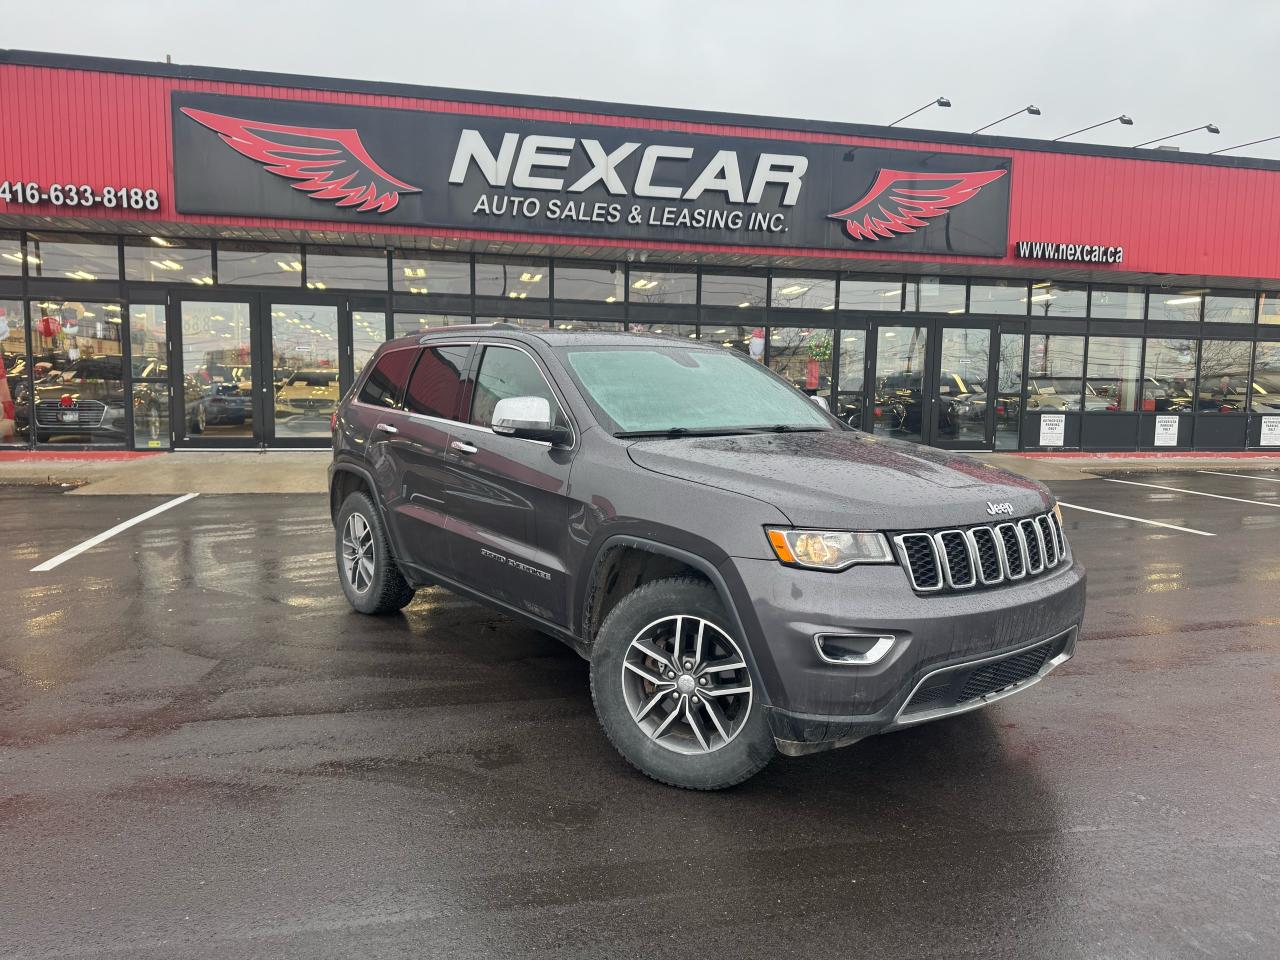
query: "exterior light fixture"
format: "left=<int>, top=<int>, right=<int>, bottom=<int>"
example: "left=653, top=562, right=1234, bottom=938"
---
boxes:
left=973, top=106, right=1041, bottom=135
left=887, top=97, right=952, bottom=128
left=1135, top=124, right=1220, bottom=148
left=1053, top=115, right=1134, bottom=141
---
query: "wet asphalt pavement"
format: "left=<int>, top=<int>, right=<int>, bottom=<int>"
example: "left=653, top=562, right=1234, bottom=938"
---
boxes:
left=2, top=472, right=1279, bottom=959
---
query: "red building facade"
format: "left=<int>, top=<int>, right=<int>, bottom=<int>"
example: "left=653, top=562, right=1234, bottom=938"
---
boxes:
left=2, top=49, right=1278, bottom=451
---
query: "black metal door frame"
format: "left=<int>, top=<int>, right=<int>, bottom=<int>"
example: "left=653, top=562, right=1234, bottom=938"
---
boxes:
left=170, top=291, right=266, bottom=448
left=864, top=316, right=999, bottom=449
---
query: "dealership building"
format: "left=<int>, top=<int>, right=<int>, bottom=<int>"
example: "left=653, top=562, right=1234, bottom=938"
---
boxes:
left=2, top=49, right=1280, bottom=453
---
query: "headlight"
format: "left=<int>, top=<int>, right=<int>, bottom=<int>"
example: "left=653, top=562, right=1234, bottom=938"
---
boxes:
left=766, top=528, right=893, bottom=571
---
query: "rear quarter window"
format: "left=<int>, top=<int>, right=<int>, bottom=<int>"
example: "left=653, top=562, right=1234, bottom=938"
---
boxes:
left=357, top=349, right=416, bottom=408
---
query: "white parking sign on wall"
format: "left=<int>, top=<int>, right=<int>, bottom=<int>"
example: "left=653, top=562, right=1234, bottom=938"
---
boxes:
left=1039, top=414, right=1066, bottom=447
left=1261, top=416, right=1280, bottom=447
left=1153, top=415, right=1180, bottom=447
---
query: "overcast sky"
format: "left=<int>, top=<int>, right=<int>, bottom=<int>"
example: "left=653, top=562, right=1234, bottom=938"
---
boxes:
left=7, top=0, right=1278, bottom=158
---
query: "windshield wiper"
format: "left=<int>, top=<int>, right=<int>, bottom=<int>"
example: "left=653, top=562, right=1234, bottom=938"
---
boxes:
left=739, top=424, right=830, bottom=433
left=614, top=427, right=759, bottom=439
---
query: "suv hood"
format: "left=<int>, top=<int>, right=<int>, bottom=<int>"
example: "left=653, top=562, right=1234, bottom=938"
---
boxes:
left=626, top=430, right=1052, bottom=530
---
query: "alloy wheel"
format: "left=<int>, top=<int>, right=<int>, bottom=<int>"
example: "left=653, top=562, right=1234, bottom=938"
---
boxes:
left=341, top=512, right=375, bottom=593
left=620, top=615, right=753, bottom=755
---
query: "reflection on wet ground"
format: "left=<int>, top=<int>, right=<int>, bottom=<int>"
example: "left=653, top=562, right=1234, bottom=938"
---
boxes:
left=2, top=474, right=1278, bottom=959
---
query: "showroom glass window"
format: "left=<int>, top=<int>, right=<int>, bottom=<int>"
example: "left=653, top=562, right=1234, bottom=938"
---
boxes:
left=218, top=242, right=303, bottom=287
left=476, top=257, right=548, bottom=299
left=1029, top=282, right=1086, bottom=318
left=629, top=266, right=697, bottom=305
left=1250, top=342, right=1280, bottom=413
left=995, top=333, right=1025, bottom=449
left=627, top=322, right=697, bottom=340
left=124, top=237, right=213, bottom=284
left=1259, top=293, right=1280, bottom=325
left=907, top=277, right=966, bottom=313
left=839, top=276, right=903, bottom=311
left=305, top=248, right=388, bottom=291
left=1085, top=337, right=1142, bottom=411
left=555, top=261, right=625, bottom=303
left=969, top=280, right=1029, bottom=316
left=1143, top=338, right=1198, bottom=414
left=702, top=272, right=767, bottom=308
left=553, top=320, right=624, bottom=331
left=768, top=327, right=832, bottom=398
left=1, top=299, right=26, bottom=445
left=1198, top=340, right=1252, bottom=413
left=1203, top=290, right=1256, bottom=324
left=352, top=312, right=387, bottom=375
left=771, top=276, right=836, bottom=311
left=1090, top=284, right=1145, bottom=320
left=700, top=325, right=760, bottom=357
left=394, top=253, right=470, bottom=295
left=836, top=329, right=866, bottom=426
left=28, top=299, right=125, bottom=446
left=1027, top=335, right=1085, bottom=409
left=26, top=234, right=119, bottom=281
left=1148, top=289, right=1204, bottom=322
left=1, top=232, right=25, bottom=276
left=402, top=345, right=470, bottom=419
left=130, top=305, right=171, bottom=449
left=394, top=314, right=470, bottom=338
left=474, top=315, right=549, bottom=329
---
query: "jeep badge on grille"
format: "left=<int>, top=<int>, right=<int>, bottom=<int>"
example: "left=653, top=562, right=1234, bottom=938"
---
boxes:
left=986, top=501, right=1014, bottom=516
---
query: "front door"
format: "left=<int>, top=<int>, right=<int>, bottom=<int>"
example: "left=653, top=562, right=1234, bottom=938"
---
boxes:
left=867, top=320, right=997, bottom=449
left=267, top=299, right=342, bottom=445
left=173, top=293, right=361, bottom=447
left=173, top=296, right=263, bottom=446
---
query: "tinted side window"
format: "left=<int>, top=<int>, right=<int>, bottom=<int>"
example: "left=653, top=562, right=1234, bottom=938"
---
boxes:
left=357, top=349, right=416, bottom=408
left=403, top=345, right=470, bottom=419
left=470, top=346, right=566, bottom=429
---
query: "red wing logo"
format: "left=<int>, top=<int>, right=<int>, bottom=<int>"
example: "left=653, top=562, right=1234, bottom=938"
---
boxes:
left=828, top=168, right=1006, bottom=241
left=180, top=108, right=421, bottom=214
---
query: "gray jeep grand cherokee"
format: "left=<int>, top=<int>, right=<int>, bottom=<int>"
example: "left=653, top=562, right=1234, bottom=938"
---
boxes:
left=329, top=325, right=1086, bottom=789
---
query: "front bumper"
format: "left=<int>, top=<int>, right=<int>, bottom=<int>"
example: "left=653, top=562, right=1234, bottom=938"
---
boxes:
left=721, top=554, right=1086, bottom=749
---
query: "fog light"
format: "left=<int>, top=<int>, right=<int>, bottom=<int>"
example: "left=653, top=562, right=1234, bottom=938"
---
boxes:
left=814, top=633, right=896, bottom=666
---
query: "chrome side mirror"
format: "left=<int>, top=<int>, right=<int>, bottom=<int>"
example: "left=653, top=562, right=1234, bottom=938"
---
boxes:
left=491, top=395, right=568, bottom=444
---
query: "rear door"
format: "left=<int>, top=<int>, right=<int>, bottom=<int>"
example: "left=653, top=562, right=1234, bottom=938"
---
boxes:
left=385, top=341, right=474, bottom=577
left=443, top=342, right=576, bottom=626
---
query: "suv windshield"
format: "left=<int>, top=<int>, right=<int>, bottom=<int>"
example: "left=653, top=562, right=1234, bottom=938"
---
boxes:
left=561, top=345, right=832, bottom=436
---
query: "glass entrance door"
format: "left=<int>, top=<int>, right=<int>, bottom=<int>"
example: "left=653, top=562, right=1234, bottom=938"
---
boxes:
left=175, top=298, right=259, bottom=445
left=871, top=324, right=929, bottom=441
left=868, top=321, right=998, bottom=448
left=932, top=325, right=995, bottom=448
left=268, top=301, right=340, bottom=443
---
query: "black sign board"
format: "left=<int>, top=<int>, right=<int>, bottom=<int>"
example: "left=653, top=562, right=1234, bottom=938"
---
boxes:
left=172, top=92, right=1012, bottom=256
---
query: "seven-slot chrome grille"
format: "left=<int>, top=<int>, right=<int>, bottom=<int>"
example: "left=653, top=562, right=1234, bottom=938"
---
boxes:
left=893, top=511, right=1067, bottom=594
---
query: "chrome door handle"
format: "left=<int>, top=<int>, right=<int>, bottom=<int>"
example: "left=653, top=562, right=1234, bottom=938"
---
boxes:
left=450, top=440, right=478, bottom=455
left=375, top=422, right=399, bottom=434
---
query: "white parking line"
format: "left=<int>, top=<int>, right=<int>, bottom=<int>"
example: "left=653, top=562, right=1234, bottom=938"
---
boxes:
left=1104, top=477, right=1280, bottom=509
left=1197, top=469, right=1280, bottom=484
left=31, top=493, right=200, bottom=573
left=1056, top=502, right=1215, bottom=536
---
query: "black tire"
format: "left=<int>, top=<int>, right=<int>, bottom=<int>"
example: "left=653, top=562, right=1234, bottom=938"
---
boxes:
left=335, top=491, right=416, bottom=615
left=589, top=577, right=774, bottom=790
